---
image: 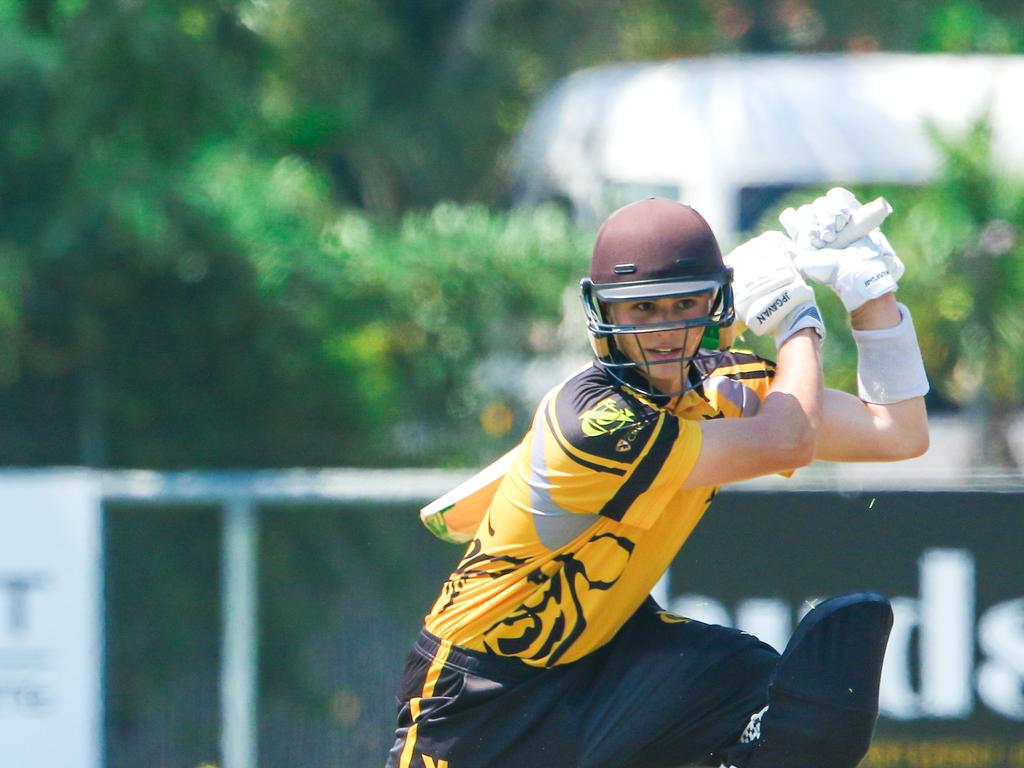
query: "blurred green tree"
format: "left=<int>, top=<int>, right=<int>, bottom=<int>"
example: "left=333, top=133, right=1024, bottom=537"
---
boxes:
left=0, top=0, right=277, bottom=465
left=2, top=0, right=1024, bottom=470
left=3, top=0, right=599, bottom=467
left=886, top=118, right=1024, bottom=468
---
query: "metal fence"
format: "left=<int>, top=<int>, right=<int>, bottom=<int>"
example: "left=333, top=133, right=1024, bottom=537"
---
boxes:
left=101, top=469, right=468, bottom=768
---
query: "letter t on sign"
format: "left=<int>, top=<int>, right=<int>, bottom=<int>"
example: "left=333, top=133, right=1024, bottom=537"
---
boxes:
left=0, top=576, right=46, bottom=636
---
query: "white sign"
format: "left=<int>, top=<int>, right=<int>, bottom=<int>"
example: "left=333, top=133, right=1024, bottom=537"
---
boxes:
left=0, top=472, right=103, bottom=768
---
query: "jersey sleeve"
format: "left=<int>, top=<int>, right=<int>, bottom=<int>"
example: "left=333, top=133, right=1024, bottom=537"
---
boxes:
left=698, top=349, right=777, bottom=418
left=534, top=369, right=702, bottom=530
left=697, top=349, right=799, bottom=478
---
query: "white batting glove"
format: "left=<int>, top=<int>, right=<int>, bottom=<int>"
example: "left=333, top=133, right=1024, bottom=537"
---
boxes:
left=780, top=187, right=905, bottom=313
left=724, top=231, right=825, bottom=346
left=782, top=187, right=860, bottom=249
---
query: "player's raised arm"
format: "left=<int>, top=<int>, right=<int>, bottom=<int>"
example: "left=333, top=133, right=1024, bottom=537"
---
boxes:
left=781, top=188, right=930, bottom=462
left=682, top=232, right=826, bottom=488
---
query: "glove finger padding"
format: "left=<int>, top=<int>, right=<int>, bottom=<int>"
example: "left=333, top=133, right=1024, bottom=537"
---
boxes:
left=868, top=230, right=905, bottom=282
left=793, top=237, right=904, bottom=313
left=725, top=232, right=823, bottom=343
left=782, top=188, right=859, bottom=249
left=790, top=248, right=839, bottom=286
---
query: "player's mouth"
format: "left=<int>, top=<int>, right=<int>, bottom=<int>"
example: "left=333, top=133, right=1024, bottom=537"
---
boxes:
left=643, top=346, right=683, bottom=362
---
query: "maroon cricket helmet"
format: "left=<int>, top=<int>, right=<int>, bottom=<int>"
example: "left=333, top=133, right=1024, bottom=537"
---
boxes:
left=580, top=198, right=735, bottom=396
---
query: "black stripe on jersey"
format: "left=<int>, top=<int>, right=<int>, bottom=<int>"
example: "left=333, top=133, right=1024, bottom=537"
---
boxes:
left=545, top=404, right=627, bottom=476
left=691, top=349, right=776, bottom=380
left=725, top=369, right=775, bottom=381
left=598, top=415, right=680, bottom=521
left=720, top=348, right=776, bottom=367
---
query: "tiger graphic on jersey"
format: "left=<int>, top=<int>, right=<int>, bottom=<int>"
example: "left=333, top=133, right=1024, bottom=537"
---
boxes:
left=424, top=349, right=775, bottom=667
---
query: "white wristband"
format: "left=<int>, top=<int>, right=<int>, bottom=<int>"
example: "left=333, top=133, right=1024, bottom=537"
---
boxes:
left=852, top=303, right=930, bottom=404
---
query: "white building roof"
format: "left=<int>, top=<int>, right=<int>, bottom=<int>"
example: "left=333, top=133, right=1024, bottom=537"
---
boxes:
left=514, top=53, right=1024, bottom=239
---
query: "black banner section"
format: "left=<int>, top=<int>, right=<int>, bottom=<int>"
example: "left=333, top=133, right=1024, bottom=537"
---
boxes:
left=668, top=490, right=1024, bottom=768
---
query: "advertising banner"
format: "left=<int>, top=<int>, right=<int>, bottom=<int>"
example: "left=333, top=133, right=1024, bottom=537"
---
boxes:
left=669, top=490, right=1024, bottom=768
left=0, top=472, right=103, bottom=768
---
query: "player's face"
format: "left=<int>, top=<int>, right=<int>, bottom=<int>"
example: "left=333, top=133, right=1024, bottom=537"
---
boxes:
left=606, top=292, right=714, bottom=393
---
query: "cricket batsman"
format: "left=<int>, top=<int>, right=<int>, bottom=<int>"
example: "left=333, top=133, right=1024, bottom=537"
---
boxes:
left=387, top=190, right=930, bottom=768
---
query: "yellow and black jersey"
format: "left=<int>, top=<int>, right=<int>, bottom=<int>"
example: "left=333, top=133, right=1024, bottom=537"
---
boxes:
left=423, top=350, right=776, bottom=668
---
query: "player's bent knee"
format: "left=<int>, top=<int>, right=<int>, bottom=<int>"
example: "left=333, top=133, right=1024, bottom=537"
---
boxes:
left=722, top=592, right=893, bottom=768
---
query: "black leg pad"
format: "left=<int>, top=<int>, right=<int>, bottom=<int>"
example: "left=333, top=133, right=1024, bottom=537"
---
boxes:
left=722, top=592, right=894, bottom=768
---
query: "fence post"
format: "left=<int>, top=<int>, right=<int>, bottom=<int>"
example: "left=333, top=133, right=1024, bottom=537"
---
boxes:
left=221, top=498, right=259, bottom=768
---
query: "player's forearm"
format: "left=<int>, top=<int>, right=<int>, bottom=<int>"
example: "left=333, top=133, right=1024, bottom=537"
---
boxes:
left=816, top=389, right=928, bottom=462
left=815, top=295, right=929, bottom=462
left=759, top=329, right=824, bottom=466
left=850, top=293, right=901, bottom=331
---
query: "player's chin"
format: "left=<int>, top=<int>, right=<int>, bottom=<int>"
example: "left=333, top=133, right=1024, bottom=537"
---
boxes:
left=641, top=364, right=685, bottom=393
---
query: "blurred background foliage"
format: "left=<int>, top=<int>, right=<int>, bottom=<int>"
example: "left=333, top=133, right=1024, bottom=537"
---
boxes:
left=1, top=0, right=1023, bottom=469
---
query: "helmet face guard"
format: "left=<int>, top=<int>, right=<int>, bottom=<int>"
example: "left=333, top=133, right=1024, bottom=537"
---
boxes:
left=581, top=271, right=735, bottom=398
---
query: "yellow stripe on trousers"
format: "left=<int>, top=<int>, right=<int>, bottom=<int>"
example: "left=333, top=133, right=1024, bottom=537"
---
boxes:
left=399, top=638, right=452, bottom=768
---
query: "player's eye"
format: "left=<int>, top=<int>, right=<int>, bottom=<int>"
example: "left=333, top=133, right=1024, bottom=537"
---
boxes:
left=677, top=298, right=699, bottom=311
left=631, top=301, right=654, bottom=313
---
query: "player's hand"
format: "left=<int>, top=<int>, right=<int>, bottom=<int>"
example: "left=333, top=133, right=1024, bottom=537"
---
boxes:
left=724, top=231, right=824, bottom=344
left=780, top=187, right=905, bottom=313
